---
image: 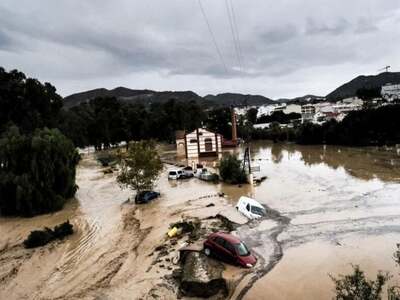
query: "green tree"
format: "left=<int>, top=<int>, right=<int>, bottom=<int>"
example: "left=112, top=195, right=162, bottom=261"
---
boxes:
left=330, top=265, right=389, bottom=300
left=0, top=127, right=79, bottom=216
left=218, top=153, right=247, bottom=184
left=0, top=67, right=63, bottom=135
left=117, top=140, right=163, bottom=194
left=246, top=108, right=258, bottom=124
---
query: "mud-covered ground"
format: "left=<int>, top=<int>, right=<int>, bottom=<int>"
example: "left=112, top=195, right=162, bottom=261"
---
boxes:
left=1, top=142, right=400, bottom=299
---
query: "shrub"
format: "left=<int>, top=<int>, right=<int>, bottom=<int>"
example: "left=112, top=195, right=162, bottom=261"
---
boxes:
left=330, top=265, right=389, bottom=300
left=218, top=154, right=247, bottom=184
left=23, top=228, right=54, bottom=248
left=23, top=221, right=74, bottom=248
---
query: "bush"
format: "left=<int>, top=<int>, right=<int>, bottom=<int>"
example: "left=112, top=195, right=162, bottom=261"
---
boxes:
left=23, top=220, right=74, bottom=248
left=330, top=265, right=389, bottom=300
left=218, top=154, right=247, bottom=184
left=23, top=228, right=54, bottom=248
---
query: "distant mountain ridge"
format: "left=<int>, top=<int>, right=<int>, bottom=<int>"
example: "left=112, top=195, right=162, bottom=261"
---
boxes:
left=63, top=72, right=400, bottom=108
left=63, top=87, right=201, bottom=108
left=63, top=89, right=275, bottom=108
left=275, top=95, right=325, bottom=104
left=204, top=93, right=274, bottom=106
left=326, top=72, right=400, bottom=101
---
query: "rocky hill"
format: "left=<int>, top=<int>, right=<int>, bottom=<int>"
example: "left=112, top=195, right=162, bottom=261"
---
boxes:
left=326, top=72, right=400, bottom=101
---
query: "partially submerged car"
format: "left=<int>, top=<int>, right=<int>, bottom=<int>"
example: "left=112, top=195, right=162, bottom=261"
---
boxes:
left=195, top=168, right=218, bottom=182
left=203, top=232, right=257, bottom=268
left=236, top=196, right=266, bottom=220
left=135, top=191, right=160, bottom=204
left=168, top=170, right=183, bottom=180
left=181, top=166, right=194, bottom=178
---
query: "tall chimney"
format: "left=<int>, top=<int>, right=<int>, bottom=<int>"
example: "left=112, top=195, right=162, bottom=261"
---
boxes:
left=231, top=106, right=237, bottom=143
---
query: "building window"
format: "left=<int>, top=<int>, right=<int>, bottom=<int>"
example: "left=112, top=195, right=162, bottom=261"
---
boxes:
left=190, top=139, right=198, bottom=144
left=204, top=138, right=213, bottom=151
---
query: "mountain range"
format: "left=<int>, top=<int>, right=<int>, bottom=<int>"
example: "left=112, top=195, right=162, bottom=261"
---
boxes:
left=63, top=72, right=400, bottom=108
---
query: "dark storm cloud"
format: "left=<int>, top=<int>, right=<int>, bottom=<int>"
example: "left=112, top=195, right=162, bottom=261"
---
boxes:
left=0, top=0, right=399, bottom=98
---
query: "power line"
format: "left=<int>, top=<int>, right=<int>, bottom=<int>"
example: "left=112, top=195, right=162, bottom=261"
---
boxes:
left=197, top=0, right=228, bottom=74
left=228, top=0, right=245, bottom=71
left=225, top=0, right=242, bottom=71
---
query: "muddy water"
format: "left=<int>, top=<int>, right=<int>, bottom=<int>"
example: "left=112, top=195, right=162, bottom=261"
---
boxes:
left=1, top=142, right=400, bottom=299
left=225, top=142, right=400, bottom=300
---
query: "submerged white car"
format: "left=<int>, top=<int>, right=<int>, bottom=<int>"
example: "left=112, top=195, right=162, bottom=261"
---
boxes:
left=168, top=170, right=183, bottom=180
left=236, top=196, right=266, bottom=220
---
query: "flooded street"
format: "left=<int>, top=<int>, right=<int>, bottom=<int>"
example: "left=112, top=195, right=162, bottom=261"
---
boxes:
left=1, top=141, right=400, bottom=299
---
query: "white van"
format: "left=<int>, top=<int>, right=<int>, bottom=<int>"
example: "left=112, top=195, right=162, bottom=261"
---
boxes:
left=236, top=196, right=266, bottom=220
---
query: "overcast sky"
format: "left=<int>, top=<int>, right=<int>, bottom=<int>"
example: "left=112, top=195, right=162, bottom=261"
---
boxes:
left=1, top=0, right=399, bottom=99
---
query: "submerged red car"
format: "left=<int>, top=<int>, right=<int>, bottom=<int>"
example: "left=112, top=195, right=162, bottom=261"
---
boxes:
left=203, top=232, right=257, bottom=268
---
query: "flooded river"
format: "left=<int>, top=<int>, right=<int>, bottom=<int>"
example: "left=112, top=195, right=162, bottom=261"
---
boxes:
left=1, top=141, right=400, bottom=299
left=226, top=142, right=400, bottom=300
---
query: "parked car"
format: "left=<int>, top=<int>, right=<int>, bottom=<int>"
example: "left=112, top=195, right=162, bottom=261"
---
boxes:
left=168, top=170, right=183, bottom=180
left=203, top=232, right=257, bottom=268
left=236, top=196, right=266, bottom=220
left=135, top=191, right=160, bottom=204
left=181, top=166, right=194, bottom=178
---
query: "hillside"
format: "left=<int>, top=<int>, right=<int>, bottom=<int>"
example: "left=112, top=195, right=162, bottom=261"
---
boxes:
left=276, top=95, right=325, bottom=104
left=326, top=72, right=400, bottom=101
left=63, top=89, right=275, bottom=109
left=204, top=93, right=274, bottom=107
left=63, top=88, right=203, bottom=108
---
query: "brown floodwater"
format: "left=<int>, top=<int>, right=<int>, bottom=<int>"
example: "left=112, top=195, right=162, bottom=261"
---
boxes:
left=1, top=141, right=400, bottom=299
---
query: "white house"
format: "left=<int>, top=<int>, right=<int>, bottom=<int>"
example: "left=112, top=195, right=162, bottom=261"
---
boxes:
left=178, top=128, right=222, bottom=159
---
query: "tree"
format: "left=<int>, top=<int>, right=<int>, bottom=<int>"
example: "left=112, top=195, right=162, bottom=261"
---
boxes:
left=330, top=265, right=389, bottom=300
left=0, top=67, right=63, bottom=135
left=246, top=108, right=258, bottom=124
left=117, top=140, right=163, bottom=195
left=0, top=127, right=79, bottom=216
left=218, top=154, right=247, bottom=184
left=206, top=107, right=232, bottom=139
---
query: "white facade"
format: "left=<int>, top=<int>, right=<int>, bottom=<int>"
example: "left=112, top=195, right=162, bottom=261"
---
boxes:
left=283, top=104, right=301, bottom=114
left=382, top=84, right=400, bottom=102
left=301, top=104, right=316, bottom=122
left=184, top=128, right=222, bottom=158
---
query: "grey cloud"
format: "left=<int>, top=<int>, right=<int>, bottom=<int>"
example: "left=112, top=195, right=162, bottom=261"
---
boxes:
left=305, top=17, right=350, bottom=36
left=355, top=17, right=378, bottom=33
left=259, top=24, right=299, bottom=45
left=0, top=29, right=14, bottom=50
left=0, top=0, right=399, bottom=98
